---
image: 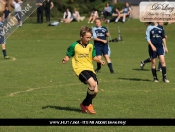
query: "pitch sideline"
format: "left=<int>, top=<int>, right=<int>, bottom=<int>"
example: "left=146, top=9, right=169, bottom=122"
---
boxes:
left=9, top=83, right=83, bottom=97
left=8, top=80, right=175, bottom=97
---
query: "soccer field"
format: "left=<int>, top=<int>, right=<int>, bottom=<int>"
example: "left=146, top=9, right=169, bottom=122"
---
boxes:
left=0, top=19, right=175, bottom=131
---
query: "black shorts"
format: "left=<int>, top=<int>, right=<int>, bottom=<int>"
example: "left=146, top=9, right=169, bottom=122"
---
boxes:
left=79, top=70, right=98, bottom=85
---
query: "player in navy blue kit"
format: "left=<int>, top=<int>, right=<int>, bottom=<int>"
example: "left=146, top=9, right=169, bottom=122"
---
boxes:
left=92, top=18, right=114, bottom=73
left=0, top=16, right=10, bottom=59
left=146, top=22, right=169, bottom=83
left=140, top=22, right=166, bottom=71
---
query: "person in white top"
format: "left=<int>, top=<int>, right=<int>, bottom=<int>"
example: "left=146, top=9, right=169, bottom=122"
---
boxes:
left=71, top=8, right=85, bottom=22
left=11, top=0, right=23, bottom=27
left=72, top=8, right=80, bottom=21
left=60, top=8, right=72, bottom=23
left=64, top=8, right=79, bottom=23
left=63, top=8, right=85, bottom=23
left=88, top=8, right=98, bottom=23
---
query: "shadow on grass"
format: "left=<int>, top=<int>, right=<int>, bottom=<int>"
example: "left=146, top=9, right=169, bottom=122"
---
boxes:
left=132, top=68, right=150, bottom=71
left=42, top=106, right=82, bottom=113
left=118, top=77, right=151, bottom=82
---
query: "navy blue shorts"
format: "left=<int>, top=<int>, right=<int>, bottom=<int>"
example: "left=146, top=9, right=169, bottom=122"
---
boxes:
left=0, top=35, right=5, bottom=44
left=149, top=45, right=164, bottom=59
left=95, top=44, right=109, bottom=56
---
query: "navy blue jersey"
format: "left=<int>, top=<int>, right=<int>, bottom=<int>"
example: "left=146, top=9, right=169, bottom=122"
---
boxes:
left=3, top=10, right=11, bottom=19
left=123, top=6, right=130, bottom=14
left=146, top=24, right=165, bottom=47
left=92, top=26, right=108, bottom=46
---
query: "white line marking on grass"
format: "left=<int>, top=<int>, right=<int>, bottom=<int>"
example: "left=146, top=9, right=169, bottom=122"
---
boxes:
left=9, top=86, right=56, bottom=97
left=9, top=80, right=174, bottom=97
left=9, top=87, right=50, bottom=97
left=9, top=83, right=82, bottom=97
left=0, top=56, right=16, bottom=63
left=10, top=56, right=16, bottom=61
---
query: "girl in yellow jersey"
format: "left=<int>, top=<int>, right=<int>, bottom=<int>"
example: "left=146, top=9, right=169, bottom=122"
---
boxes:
left=62, top=26, right=105, bottom=114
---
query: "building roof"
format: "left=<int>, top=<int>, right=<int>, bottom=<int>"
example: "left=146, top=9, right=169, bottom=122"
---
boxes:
left=118, top=0, right=174, bottom=5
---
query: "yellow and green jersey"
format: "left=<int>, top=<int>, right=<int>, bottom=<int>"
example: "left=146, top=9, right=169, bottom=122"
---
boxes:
left=66, top=41, right=96, bottom=76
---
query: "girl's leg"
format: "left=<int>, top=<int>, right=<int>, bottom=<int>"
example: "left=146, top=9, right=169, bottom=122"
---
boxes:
left=151, top=58, right=158, bottom=82
left=104, top=54, right=114, bottom=73
left=159, top=55, right=169, bottom=82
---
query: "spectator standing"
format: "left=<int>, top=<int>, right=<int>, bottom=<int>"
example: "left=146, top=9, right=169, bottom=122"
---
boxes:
left=36, top=0, right=44, bottom=24
left=11, top=0, right=23, bottom=27
left=3, top=5, right=11, bottom=24
left=44, top=0, right=54, bottom=23
left=2, top=5, right=11, bottom=33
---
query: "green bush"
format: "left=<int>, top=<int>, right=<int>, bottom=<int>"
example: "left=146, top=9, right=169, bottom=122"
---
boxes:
left=113, top=2, right=125, bottom=10
left=27, top=0, right=125, bottom=18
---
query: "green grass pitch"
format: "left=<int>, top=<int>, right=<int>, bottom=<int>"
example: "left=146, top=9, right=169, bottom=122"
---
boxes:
left=0, top=19, right=175, bottom=132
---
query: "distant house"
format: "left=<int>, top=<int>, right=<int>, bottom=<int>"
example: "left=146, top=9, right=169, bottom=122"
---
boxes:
left=0, top=0, right=6, bottom=12
left=117, top=0, right=174, bottom=18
